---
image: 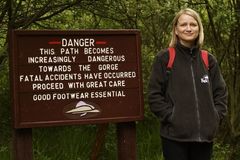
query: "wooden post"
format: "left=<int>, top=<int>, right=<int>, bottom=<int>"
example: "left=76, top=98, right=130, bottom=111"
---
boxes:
left=90, top=123, right=109, bottom=160
left=117, top=122, right=136, bottom=160
left=13, top=128, right=33, bottom=160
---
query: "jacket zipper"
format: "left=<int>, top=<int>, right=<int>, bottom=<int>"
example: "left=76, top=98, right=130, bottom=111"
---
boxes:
left=190, top=52, right=202, bottom=142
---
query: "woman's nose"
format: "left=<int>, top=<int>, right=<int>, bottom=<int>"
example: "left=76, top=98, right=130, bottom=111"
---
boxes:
left=186, top=25, right=191, bottom=31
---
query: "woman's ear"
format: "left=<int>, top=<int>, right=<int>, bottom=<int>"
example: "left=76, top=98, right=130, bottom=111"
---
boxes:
left=175, top=27, right=178, bottom=35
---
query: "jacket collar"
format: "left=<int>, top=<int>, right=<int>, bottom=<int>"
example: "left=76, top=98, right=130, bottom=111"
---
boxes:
left=176, top=41, right=199, bottom=57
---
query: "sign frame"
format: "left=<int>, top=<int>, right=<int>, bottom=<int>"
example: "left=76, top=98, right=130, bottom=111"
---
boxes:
left=9, top=29, right=144, bottom=128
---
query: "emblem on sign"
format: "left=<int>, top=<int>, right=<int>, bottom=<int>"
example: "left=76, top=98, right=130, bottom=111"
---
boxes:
left=66, top=101, right=100, bottom=116
left=64, top=101, right=101, bottom=119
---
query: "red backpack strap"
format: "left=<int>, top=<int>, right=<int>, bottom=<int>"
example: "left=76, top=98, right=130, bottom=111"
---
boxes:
left=167, top=47, right=176, bottom=69
left=201, top=50, right=209, bottom=70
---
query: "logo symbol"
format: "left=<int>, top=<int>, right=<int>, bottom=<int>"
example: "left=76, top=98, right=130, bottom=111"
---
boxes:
left=201, top=74, right=209, bottom=83
left=65, top=101, right=100, bottom=117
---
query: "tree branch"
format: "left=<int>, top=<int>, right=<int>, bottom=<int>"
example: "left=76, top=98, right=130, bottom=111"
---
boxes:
left=0, top=1, right=8, bottom=24
left=13, top=1, right=83, bottom=29
left=36, top=1, right=82, bottom=22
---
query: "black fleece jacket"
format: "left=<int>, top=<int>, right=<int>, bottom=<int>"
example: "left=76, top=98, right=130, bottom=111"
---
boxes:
left=148, top=42, right=228, bottom=142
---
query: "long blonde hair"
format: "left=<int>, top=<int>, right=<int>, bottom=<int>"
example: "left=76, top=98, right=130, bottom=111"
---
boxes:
left=169, top=8, right=204, bottom=48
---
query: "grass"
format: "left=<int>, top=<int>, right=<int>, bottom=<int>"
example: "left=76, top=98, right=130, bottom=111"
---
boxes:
left=137, top=117, right=164, bottom=160
left=0, top=115, right=235, bottom=160
left=33, top=125, right=97, bottom=160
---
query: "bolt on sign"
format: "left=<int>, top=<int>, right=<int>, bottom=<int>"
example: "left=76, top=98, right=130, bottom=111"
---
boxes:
left=9, top=30, right=144, bottom=128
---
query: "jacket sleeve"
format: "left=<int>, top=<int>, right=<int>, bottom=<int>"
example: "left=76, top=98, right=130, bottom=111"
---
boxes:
left=148, top=51, right=173, bottom=123
left=209, top=54, right=228, bottom=121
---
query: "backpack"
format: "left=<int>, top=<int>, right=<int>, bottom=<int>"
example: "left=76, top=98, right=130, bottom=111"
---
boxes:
left=167, top=47, right=209, bottom=70
left=163, top=47, right=209, bottom=94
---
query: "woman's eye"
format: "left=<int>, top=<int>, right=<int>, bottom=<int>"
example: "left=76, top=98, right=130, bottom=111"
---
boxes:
left=179, top=23, right=187, bottom=27
left=178, top=23, right=198, bottom=27
left=190, top=23, right=198, bottom=27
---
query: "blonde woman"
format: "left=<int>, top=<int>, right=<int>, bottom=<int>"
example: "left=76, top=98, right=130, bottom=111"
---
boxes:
left=148, top=8, right=227, bottom=160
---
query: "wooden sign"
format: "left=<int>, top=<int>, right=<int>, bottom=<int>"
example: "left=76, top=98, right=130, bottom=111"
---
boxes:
left=9, top=30, right=144, bottom=128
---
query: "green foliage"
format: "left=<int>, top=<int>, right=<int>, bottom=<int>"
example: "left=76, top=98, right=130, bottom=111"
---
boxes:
left=0, top=60, right=11, bottom=145
left=137, top=118, right=164, bottom=160
left=0, top=0, right=239, bottom=159
left=33, top=126, right=97, bottom=160
left=98, top=124, right=117, bottom=160
left=213, top=142, right=231, bottom=160
left=0, top=60, right=11, bottom=160
left=0, top=118, right=235, bottom=160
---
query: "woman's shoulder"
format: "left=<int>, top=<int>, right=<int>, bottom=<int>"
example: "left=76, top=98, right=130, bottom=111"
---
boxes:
left=203, top=51, right=217, bottom=62
left=202, top=50, right=218, bottom=69
left=156, top=48, right=169, bottom=60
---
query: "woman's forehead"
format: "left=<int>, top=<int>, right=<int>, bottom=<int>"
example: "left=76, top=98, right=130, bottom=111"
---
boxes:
left=178, top=14, right=197, bottom=23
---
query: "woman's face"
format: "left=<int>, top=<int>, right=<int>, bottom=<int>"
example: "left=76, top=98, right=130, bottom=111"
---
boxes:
left=175, top=14, right=199, bottom=47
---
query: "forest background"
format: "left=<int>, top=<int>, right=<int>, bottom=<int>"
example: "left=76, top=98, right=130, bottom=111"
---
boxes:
left=0, top=0, right=239, bottom=160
